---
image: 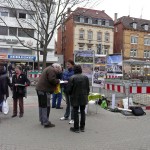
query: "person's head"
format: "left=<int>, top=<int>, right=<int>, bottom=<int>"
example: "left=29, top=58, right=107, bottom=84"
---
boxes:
left=52, top=63, right=62, bottom=73
left=15, top=65, right=22, bottom=74
left=66, top=59, right=75, bottom=69
left=74, top=65, right=82, bottom=74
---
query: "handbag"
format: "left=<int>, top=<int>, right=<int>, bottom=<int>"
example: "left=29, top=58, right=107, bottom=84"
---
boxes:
left=2, top=99, right=9, bottom=115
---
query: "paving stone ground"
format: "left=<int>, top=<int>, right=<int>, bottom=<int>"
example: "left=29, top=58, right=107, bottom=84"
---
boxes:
left=0, top=87, right=150, bottom=150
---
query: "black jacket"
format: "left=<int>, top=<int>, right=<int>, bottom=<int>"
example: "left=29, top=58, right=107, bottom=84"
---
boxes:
left=12, top=73, right=30, bottom=99
left=0, top=70, right=11, bottom=102
left=67, top=74, right=90, bottom=107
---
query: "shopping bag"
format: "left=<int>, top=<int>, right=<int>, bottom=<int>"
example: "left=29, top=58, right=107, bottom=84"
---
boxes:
left=2, top=100, right=9, bottom=115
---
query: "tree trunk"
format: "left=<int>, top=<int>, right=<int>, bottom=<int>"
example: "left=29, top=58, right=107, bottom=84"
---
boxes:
left=43, top=44, right=47, bottom=70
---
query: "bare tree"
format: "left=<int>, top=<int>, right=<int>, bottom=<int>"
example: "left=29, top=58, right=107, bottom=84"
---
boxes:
left=0, top=0, right=92, bottom=69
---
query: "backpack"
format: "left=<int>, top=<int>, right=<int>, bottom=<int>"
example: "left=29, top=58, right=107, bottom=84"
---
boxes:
left=130, top=106, right=146, bottom=116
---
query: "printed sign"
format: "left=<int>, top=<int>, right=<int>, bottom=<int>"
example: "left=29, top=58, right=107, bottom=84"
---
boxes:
left=8, top=55, right=36, bottom=61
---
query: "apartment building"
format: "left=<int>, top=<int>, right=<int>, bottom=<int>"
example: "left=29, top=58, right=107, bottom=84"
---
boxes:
left=0, top=0, right=57, bottom=66
left=56, top=7, right=114, bottom=63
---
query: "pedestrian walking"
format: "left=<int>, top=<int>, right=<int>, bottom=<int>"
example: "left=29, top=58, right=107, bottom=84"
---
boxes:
left=67, top=65, right=90, bottom=133
left=36, top=63, right=62, bottom=128
left=11, top=65, right=30, bottom=118
left=0, top=63, right=12, bottom=114
left=60, top=59, right=75, bottom=124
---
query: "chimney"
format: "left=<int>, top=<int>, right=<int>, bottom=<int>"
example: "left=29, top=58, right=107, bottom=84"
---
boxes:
left=114, top=13, right=118, bottom=23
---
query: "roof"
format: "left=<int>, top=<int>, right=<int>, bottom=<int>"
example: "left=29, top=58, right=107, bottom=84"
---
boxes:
left=116, top=16, right=150, bottom=32
left=72, top=7, right=113, bottom=20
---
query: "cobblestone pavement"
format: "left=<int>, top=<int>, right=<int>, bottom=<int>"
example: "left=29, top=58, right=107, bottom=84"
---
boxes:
left=0, top=87, right=150, bottom=150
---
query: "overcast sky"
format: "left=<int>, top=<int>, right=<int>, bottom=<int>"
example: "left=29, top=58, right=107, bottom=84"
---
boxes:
left=79, top=0, right=150, bottom=20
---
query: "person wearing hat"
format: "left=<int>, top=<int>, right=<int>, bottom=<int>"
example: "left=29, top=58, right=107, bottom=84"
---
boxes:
left=11, top=65, right=30, bottom=118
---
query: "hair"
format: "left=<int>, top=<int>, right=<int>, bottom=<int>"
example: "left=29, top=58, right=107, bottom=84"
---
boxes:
left=52, top=63, right=61, bottom=71
left=67, top=59, right=75, bottom=66
left=74, top=65, right=82, bottom=74
left=15, top=65, right=22, bottom=71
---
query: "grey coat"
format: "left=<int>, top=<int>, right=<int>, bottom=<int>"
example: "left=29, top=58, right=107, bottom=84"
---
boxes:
left=67, top=74, right=90, bottom=107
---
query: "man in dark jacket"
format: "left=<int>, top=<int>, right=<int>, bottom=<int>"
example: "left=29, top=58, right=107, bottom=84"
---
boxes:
left=0, top=64, right=12, bottom=112
left=36, top=63, right=61, bottom=128
left=67, top=65, right=90, bottom=133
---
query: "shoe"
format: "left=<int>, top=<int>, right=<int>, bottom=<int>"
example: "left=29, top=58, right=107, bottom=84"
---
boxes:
left=41, top=122, right=43, bottom=125
left=56, top=107, right=63, bottom=109
left=44, top=123, right=55, bottom=128
left=69, top=120, right=74, bottom=124
left=52, top=106, right=56, bottom=108
left=12, top=114, right=17, bottom=118
left=60, top=117, right=68, bottom=120
left=70, top=127, right=79, bottom=133
left=80, top=127, right=85, bottom=132
left=19, top=114, right=23, bottom=118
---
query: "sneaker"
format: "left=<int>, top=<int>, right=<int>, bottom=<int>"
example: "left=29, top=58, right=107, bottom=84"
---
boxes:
left=44, top=123, right=55, bottom=128
left=70, top=127, right=79, bottom=133
left=69, top=120, right=74, bottom=124
left=12, top=114, right=17, bottom=118
left=60, top=117, right=68, bottom=120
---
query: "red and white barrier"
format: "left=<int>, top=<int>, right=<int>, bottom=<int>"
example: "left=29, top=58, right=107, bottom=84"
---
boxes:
left=28, top=74, right=41, bottom=78
left=105, top=83, right=125, bottom=93
left=129, top=86, right=150, bottom=94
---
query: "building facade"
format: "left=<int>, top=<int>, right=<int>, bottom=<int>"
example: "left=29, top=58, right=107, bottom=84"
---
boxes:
left=0, top=0, right=57, bottom=66
left=114, top=16, right=150, bottom=60
left=56, top=7, right=114, bottom=63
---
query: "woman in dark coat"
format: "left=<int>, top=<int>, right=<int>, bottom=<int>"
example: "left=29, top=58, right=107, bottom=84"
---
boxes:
left=0, top=64, right=12, bottom=107
left=67, top=65, right=90, bottom=133
left=12, top=65, right=30, bottom=118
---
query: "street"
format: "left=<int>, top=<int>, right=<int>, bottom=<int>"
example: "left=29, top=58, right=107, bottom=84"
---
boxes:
left=0, top=86, right=150, bottom=150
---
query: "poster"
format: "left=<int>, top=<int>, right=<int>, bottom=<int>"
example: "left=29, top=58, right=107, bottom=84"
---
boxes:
left=106, top=54, right=123, bottom=78
left=92, top=55, right=106, bottom=87
left=74, top=50, right=94, bottom=64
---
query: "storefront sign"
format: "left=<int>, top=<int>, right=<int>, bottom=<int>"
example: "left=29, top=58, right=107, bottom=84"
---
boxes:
left=0, top=54, right=7, bottom=59
left=8, top=55, right=36, bottom=61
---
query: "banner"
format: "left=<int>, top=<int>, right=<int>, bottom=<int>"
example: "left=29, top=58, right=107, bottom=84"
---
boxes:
left=106, top=54, right=123, bottom=78
left=92, top=55, right=106, bottom=87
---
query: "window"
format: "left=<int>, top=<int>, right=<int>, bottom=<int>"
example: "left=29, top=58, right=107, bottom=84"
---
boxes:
left=98, top=20, right=101, bottom=25
left=79, top=30, right=84, bottom=39
left=105, top=32, right=110, bottom=42
left=13, top=49, right=32, bottom=55
left=97, top=44, right=101, bottom=54
left=78, top=44, right=84, bottom=50
left=0, top=26, right=8, bottom=35
left=9, top=9, right=17, bottom=17
left=88, top=18, right=92, bottom=24
left=144, top=38, right=150, bottom=45
left=144, top=50, right=150, bottom=58
left=88, top=31, right=93, bottom=40
left=130, top=49, right=137, bottom=57
left=102, top=20, right=105, bottom=26
left=19, top=13, right=26, bottom=19
left=105, top=20, right=109, bottom=26
left=87, top=44, right=92, bottom=50
left=97, top=32, right=102, bottom=41
left=133, top=23, right=137, bottom=29
left=18, top=28, right=34, bottom=38
left=144, top=25, right=149, bottom=31
left=9, top=27, right=17, bottom=36
left=131, top=36, right=138, bottom=44
left=80, top=17, right=84, bottom=23
left=1, top=12, right=8, bottom=17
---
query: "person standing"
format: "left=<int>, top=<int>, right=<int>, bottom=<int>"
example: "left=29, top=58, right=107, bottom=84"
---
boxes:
left=36, top=63, right=62, bottom=128
left=12, top=65, right=30, bottom=118
left=67, top=65, right=90, bottom=133
left=8, top=63, right=13, bottom=77
left=52, top=69, right=63, bottom=109
left=60, top=59, right=75, bottom=124
left=0, top=63, right=12, bottom=113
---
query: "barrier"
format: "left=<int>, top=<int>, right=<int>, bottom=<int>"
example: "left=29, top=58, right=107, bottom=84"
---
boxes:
left=28, top=70, right=42, bottom=85
left=103, top=79, right=150, bottom=109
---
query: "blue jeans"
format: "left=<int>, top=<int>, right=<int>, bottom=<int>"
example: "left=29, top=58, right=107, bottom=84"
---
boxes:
left=64, top=92, right=74, bottom=120
left=52, top=93, right=62, bottom=108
